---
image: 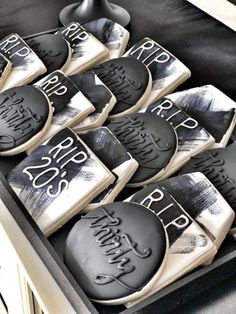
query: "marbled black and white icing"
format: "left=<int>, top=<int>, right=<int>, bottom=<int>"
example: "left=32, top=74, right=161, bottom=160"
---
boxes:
left=93, top=57, right=150, bottom=116
left=69, top=71, right=116, bottom=131
left=80, top=127, right=138, bottom=208
left=180, top=143, right=236, bottom=229
left=168, top=85, right=236, bottom=146
left=124, top=37, right=191, bottom=105
left=7, top=128, right=113, bottom=234
left=57, top=22, right=107, bottom=75
left=0, top=86, right=49, bottom=153
left=27, top=34, right=70, bottom=74
left=0, top=33, right=46, bottom=89
left=146, top=98, right=214, bottom=178
left=84, top=18, right=129, bottom=59
left=65, top=202, right=167, bottom=301
left=160, top=172, right=235, bottom=247
left=108, top=112, right=177, bottom=185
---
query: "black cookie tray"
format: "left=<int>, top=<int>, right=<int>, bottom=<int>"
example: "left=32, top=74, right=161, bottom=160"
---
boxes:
left=0, top=29, right=235, bottom=313
left=1, top=169, right=236, bottom=314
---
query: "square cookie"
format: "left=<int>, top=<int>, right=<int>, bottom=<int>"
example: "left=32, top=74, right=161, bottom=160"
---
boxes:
left=7, top=128, right=115, bottom=236
left=168, top=85, right=236, bottom=147
left=124, top=37, right=191, bottom=107
left=57, top=22, right=109, bottom=75
left=0, top=33, right=47, bottom=90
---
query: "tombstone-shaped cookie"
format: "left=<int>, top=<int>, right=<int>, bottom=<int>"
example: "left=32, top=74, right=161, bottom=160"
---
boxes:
left=57, top=22, right=108, bottom=75
left=125, top=184, right=216, bottom=307
left=69, top=71, right=116, bottom=131
left=168, top=85, right=236, bottom=147
left=7, top=128, right=115, bottom=236
left=180, top=143, right=236, bottom=238
left=160, top=173, right=235, bottom=250
left=0, top=53, right=12, bottom=88
left=26, top=33, right=72, bottom=75
left=124, top=37, right=191, bottom=107
left=107, top=112, right=178, bottom=186
left=84, top=18, right=130, bottom=59
left=80, top=127, right=139, bottom=211
left=64, top=202, right=169, bottom=305
left=146, top=98, right=215, bottom=179
left=30, top=71, right=94, bottom=152
left=93, top=57, right=152, bottom=118
left=0, top=85, right=53, bottom=156
left=0, top=34, right=47, bottom=90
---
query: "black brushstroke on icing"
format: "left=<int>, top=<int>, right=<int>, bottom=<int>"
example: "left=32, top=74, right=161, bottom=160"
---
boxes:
left=70, top=71, right=112, bottom=114
left=7, top=128, right=91, bottom=220
left=0, top=86, right=49, bottom=151
left=180, top=145, right=236, bottom=227
left=27, top=34, right=69, bottom=74
left=64, top=202, right=166, bottom=300
left=37, top=70, right=80, bottom=113
left=0, top=54, right=8, bottom=77
left=108, top=112, right=177, bottom=184
left=93, top=57, right=149, bottom=115
left=84, top=18, right=116, bottom=45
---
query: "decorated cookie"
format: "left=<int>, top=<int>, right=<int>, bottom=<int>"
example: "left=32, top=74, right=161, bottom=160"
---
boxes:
left=107, top=112, right=178, bottom=186
left=0, top=33, right=47, bottom=90
left=0, top=85, right=52, bottom=156
left=168, top=85, right=236, bottom=147
left=0, top=53, right=12, bottom=88
left=57, top=22, right=108, bottom=75
left=124, top=37, right=191, bottom=107
left=69, top=71, right=116, bottom=131
left=160, top=172, right=235, bottom=250
left=30, top=71, right=95, bottom=152
left=125, top=184, right=216, bottom=307
left=80, top=127, right=139, bottom=211
left=84, top=18, right=130, bottom=59
left=180, top=143, right=236, bottom=234
left=93, top=57, right=152, bottom=118
left=7, top=128, right=115, bottom=236
left=26, top=34, right=72, bottom=75
left=64, top=202, right=168, bottom=305
left=146, top=98, right=215, bottom=179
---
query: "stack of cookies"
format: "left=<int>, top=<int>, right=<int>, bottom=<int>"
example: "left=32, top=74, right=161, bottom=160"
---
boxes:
left=1, top=17, right=236, bottom=309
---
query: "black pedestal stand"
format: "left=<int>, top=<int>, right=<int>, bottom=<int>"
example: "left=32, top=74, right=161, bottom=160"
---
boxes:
left=59, top=0, right=130, bottom=27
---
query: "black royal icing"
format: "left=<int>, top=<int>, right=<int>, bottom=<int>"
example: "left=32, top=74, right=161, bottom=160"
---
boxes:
left=64, top=202, right=166, bottom=300
left=107, top=112, right=177, bottom=184
left=93, top=57, right=149, bottom=115
left=27, top=34, right=70, bottom=74
left=0, top=86, right=49, bottom=152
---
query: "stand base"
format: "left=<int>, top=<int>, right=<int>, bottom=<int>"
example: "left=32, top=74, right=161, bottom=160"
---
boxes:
left=59, top=2, right=130, bottom=28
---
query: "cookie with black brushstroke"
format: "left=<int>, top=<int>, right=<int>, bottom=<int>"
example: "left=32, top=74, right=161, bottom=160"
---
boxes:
left=107, top=112, right=177, bottom=186
left=0, top=33, right=46, bottom=90
left=180, top=143, right=236, bottom=231
left=7, top=127, right=115, bottom=236
left=93, top=57, right=152, bottom=118
left=69, top=71, right=116, bottom=131
left=159, top=172, right=235, bottom=249
left=0, top=85, right=53, bottom=156
left=124, top=37, right=191, bottom=107
left=80, top=127, right=138, bottom=210
left=64, top=202, right=168, bottom=305
left=146, top=97, right=215, bottom=179
left=125, top=183, right=215, bottom=308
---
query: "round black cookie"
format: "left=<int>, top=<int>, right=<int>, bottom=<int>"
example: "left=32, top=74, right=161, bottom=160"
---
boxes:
left=0, top=85, right=50, bottom=155
left=107, top=112, right=177, bottom=186
left=27, top=34, right=71, bottom=74
left=64, top=202, right=167, bottom=302
left=180, top=144, right=236, bottom=227
left=93, top=57, right=151, bottom=116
